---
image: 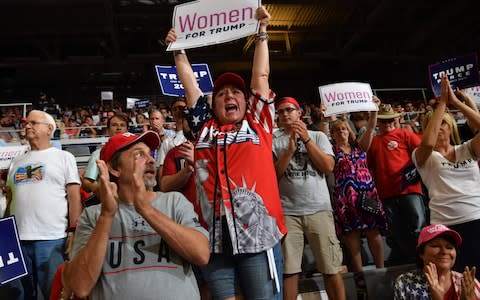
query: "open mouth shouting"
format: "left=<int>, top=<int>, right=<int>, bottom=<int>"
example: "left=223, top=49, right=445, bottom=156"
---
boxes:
left=225, top=103, right=239, bottom=113
left=144, top=166, right=156, bottom=177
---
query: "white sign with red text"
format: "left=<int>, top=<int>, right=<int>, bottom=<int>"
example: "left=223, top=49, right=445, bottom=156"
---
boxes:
left=319, top=82, right=377, bottom=117
left=0, top=145, right=28, bottom=170
left=167, top=0, right=261, bottom=51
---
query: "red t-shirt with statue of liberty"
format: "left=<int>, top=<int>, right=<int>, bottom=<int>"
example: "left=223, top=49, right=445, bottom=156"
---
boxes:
left=187, top=92, right=286, bottom=255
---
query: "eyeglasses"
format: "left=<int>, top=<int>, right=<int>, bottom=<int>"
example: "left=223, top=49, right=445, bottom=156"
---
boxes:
left=25, top=120, right=50, bottom=126
left=276, top=107, right=298, bottom=114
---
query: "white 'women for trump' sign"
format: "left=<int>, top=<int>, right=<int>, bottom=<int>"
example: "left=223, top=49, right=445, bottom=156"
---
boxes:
left=319, top=82, right=377, bottom=116
left=168, top=0, right=261, bottom=51
left=0, top=145, right=28, bottom=170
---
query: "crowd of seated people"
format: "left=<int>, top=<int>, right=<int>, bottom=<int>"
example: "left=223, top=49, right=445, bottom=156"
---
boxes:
left=1, top=94, right=476, bottom=144
left=0, top=100, right=180, bottom=143
left=2, top=88, right=480, bottom=271
left=1, top=88, right=479, bottom=299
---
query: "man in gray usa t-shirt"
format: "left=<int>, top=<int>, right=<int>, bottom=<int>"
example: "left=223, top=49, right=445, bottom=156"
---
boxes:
left=64, top=131, right=209, bottom=300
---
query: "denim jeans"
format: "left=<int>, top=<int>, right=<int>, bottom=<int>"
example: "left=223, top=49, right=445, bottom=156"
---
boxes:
left=201, top=243, right=283, bottom=300
left=383, top=193, right=426, bottom=264
left=2, top=238, right=66, bottom=300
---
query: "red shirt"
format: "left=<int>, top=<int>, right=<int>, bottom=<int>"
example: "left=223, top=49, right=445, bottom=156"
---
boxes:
left=368, top=128, right=423, bottom=199
left=189, top=93, right=286, bottom=255
left=162, top=146, right=206, bottom=228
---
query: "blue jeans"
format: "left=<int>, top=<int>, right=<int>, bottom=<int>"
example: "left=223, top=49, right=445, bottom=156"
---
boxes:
left=2, top=238, right=66, bottom=300
left=201, top=243, right=283, bottom=300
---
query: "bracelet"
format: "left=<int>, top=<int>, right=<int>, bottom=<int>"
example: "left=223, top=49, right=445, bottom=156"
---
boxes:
left=303, top=137, right=311, bottom=144
left=255, top=32, right=269, bottom=42
left=173, top=49, right=186, bottom=56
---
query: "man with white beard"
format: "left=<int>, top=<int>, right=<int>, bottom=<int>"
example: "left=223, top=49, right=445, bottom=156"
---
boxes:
left=63, top=131, right=209, bottom=300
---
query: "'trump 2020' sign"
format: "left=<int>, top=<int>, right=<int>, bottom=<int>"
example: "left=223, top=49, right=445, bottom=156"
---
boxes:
left=167, top=0, right=261, bottom=51
left=155, top=64, right=213, bottom=97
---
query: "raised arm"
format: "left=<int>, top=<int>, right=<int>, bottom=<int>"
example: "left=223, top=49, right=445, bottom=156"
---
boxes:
left=132, top=152, right=209, bottom=266
left=81, top=150, right=101, bottom=193
left=64, top=160, right=118, bottom=298
left=250, top=6, right=271, bottom=98
left=451, top=89, right=480, bottom=132
left=81, top=177, right=99, bottom=194
left=160, top=141, right=195, bottom=192
left=358, top=95, right=380, bottom=152
left=293, top=120, right=335, bottom=174
left=414, top=75, right=449, bottom=167
left=165, top=29, right=202, bottom=108
left=318, top=104, right=331, bottom=136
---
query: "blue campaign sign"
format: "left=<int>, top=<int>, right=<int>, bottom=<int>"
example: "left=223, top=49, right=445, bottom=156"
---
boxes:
left=134, top=99, right=150, bottom=109
left=429, top=53, right=479, bottom=96
left=0, top=216, right=27, bottom=285
left=155, top=64, right=214, bottom=97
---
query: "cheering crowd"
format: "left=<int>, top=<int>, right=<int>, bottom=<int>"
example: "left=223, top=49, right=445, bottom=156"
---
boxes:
left=1, top=6, right=480, bottom=300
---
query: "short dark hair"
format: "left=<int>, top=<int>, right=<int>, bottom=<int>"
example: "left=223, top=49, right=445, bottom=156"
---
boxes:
left=171, top=98, right=186, bottom=108
left=107, top=113, right=128, bottom=128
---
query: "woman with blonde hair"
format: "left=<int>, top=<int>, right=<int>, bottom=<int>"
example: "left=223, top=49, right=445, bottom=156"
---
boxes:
left=413, top=75, right=480, bottom=278
left=421, top=109, right=461, bottom=145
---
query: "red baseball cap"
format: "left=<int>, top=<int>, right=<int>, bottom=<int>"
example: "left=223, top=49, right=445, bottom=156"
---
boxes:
left=417, top=224, right=462, bottom=248
left=100, top=131, right=160, bottom=163
left=275, top=97, right=300, bottom=110
left=212, top=72, right=247, bottom=98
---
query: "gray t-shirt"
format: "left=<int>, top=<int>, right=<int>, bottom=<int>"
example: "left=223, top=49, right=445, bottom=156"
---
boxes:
left=272, top=129, right=334, bottom=215
left=72, top=192, right=208, bottom=300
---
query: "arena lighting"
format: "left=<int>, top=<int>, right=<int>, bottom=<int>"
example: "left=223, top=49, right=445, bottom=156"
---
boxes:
left=137, top=0, right=155, bottom=5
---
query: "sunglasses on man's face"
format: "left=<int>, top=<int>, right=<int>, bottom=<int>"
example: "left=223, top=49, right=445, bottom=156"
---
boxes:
left=378, top=118, right=395, bottom=124
left=277, top=107, right=298, bottom=114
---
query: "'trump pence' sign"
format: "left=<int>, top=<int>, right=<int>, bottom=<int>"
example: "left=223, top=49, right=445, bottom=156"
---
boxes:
left=319, top=82, right=377, bottom=117
left=168, top=0, right=260, bottom=51
left=428, top=53, right=479, bottom=97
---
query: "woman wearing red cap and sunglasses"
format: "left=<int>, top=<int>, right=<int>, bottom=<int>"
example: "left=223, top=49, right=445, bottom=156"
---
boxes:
left=394, top=224, right=480, bottom=300
left=165, top=6, right=285, bottom=300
